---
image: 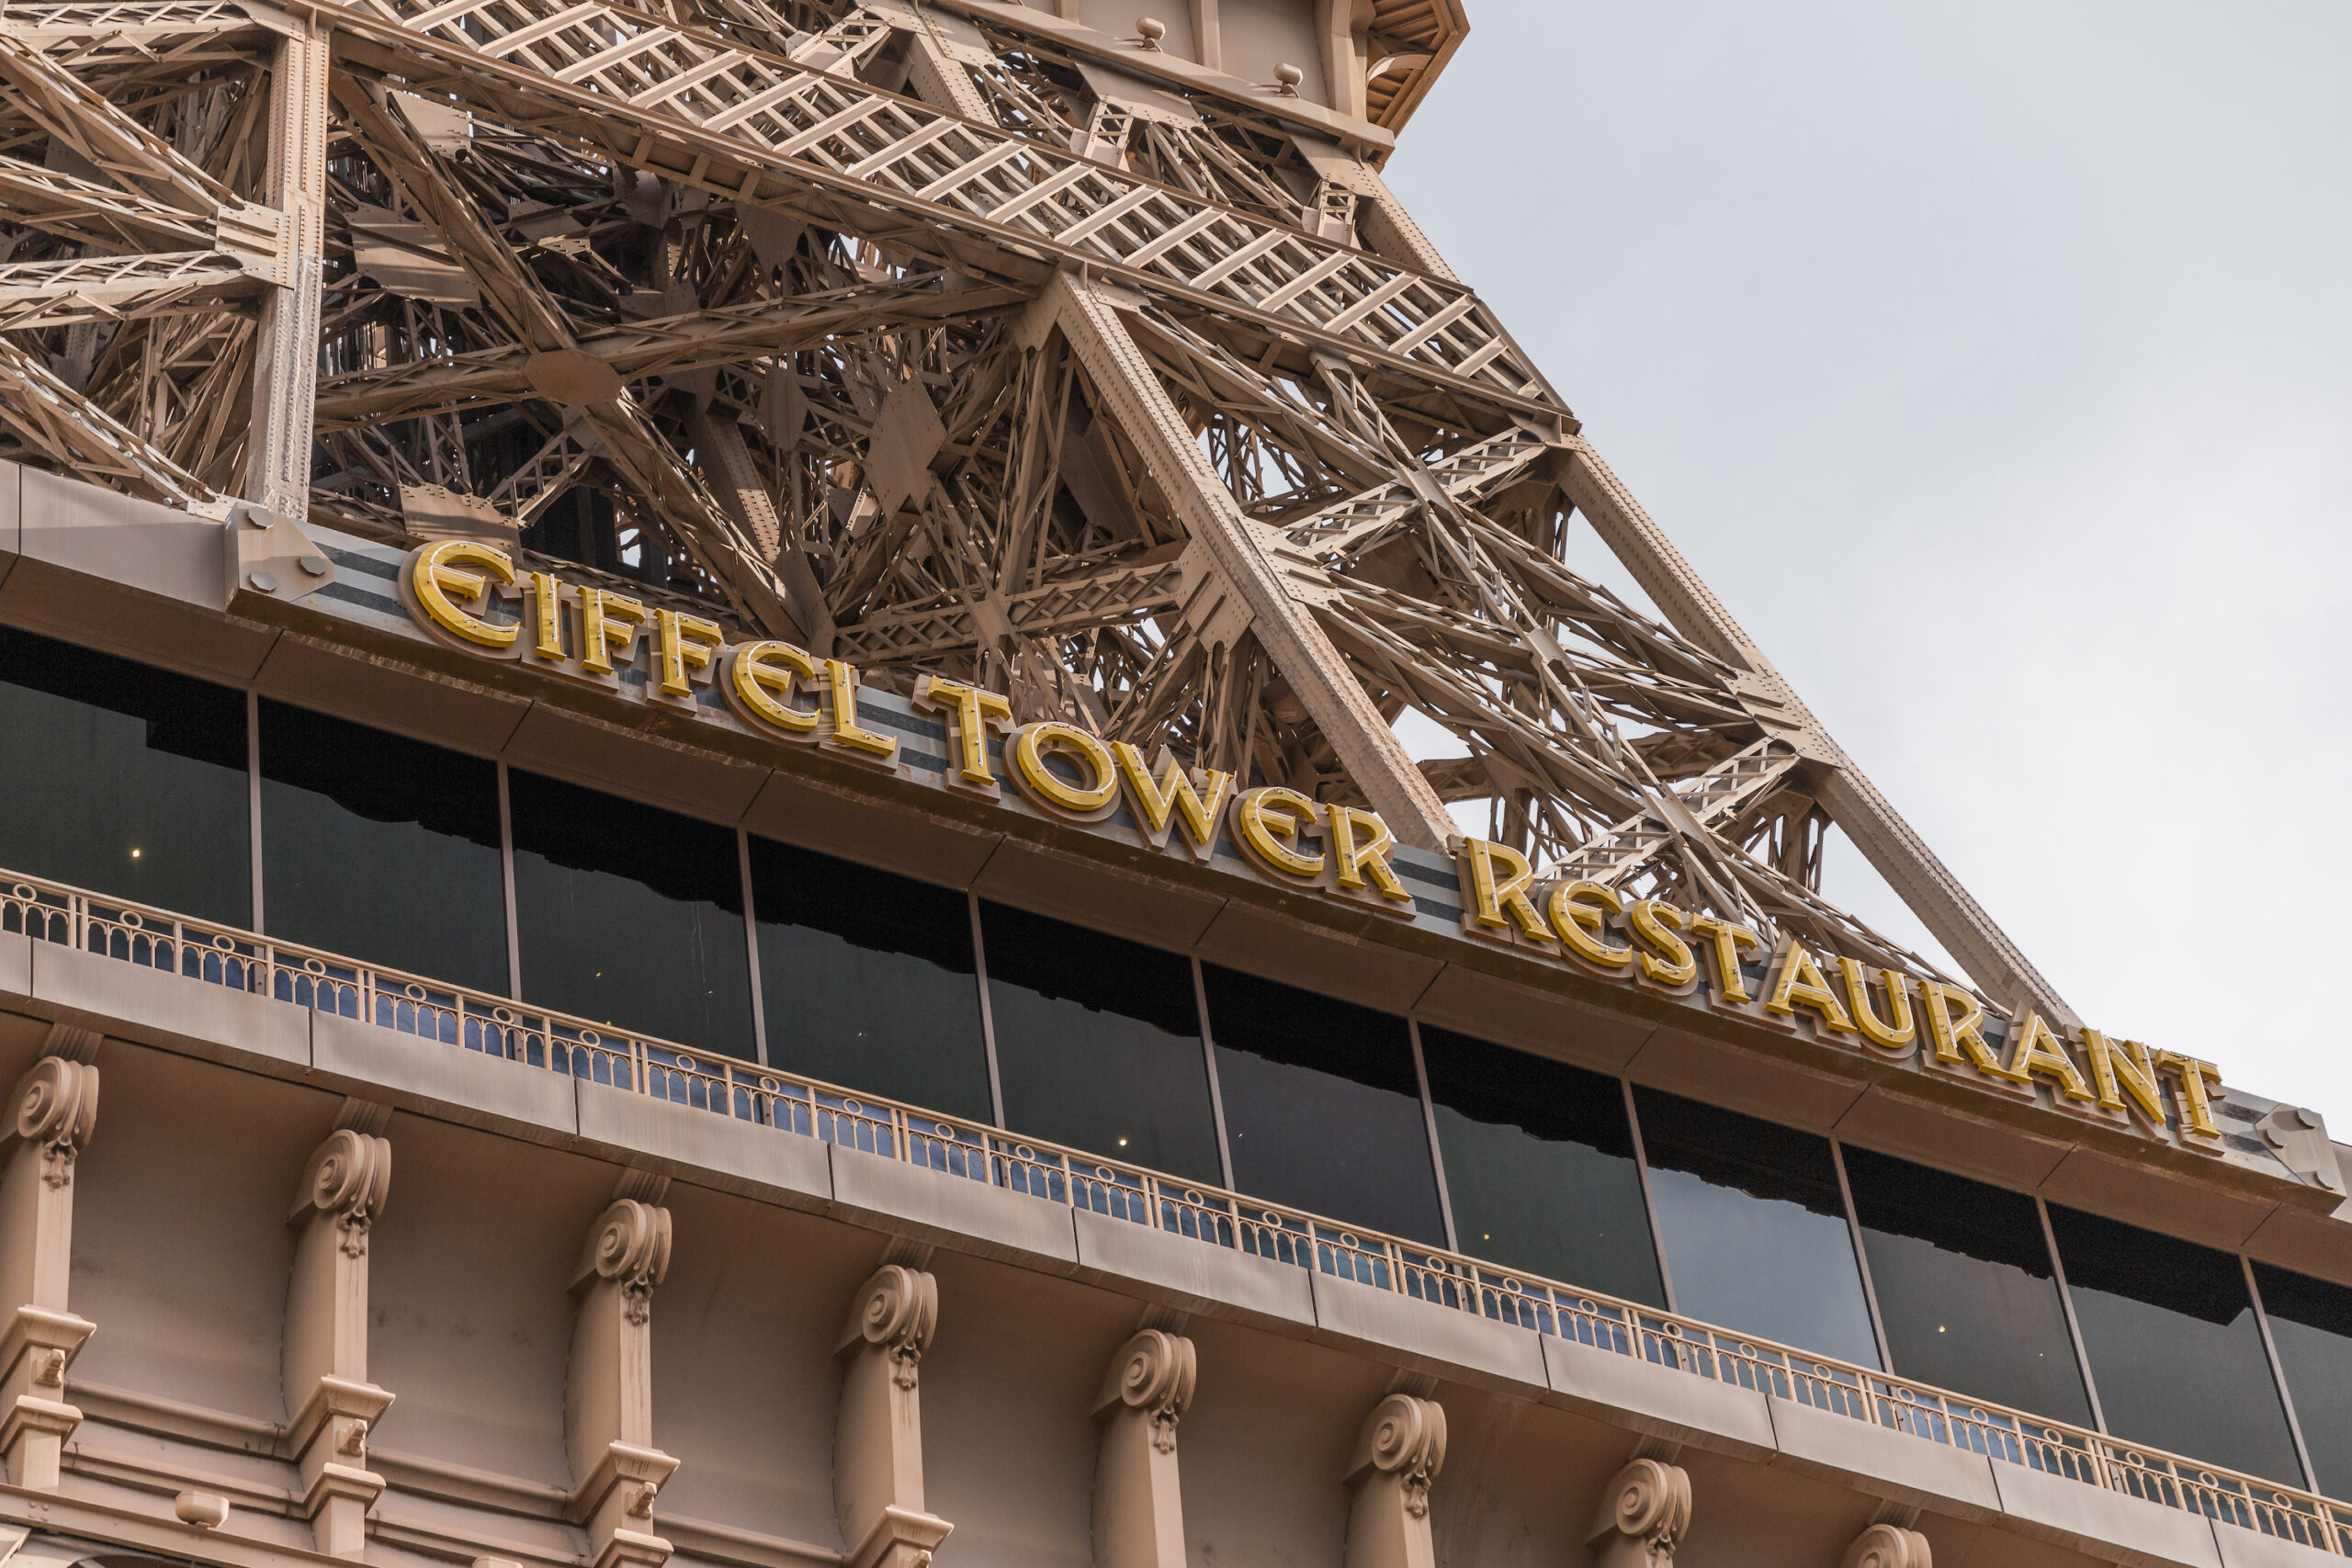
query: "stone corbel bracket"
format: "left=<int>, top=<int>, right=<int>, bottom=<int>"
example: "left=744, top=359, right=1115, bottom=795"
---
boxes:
left=0, top=1056, right=99, bottom=1490
left=834, top=1266, right=950, bottom=1568
left=1843, top=1522, right=1931, bottom=1568
left=1343, top=1393, right=1446, bottom=1568
left=1091, top=1329, right=1196, bottom=1568
left=285, top=1126, right=394, bottom=1556
left=567, top=1200, right=680, bottom=1568
left=1587, top=1457, right=1691, bottom=1568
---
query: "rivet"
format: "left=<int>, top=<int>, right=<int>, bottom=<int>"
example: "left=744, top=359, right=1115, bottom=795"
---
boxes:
left=248, top=569, right=278, bottom=593
left=300, top=553, right=331, bottom=575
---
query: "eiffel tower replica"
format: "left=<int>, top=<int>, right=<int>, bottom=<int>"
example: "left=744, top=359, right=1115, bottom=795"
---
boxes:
left=0, top=0, right=2067, bottom=1023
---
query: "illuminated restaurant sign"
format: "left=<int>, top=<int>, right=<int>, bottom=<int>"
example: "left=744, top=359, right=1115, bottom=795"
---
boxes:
left=402, top=540, right=2227, bottom=1154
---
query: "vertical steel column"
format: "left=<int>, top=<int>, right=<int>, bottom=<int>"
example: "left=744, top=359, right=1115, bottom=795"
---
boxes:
left=1191, top=956, right=1238, bottom=1192
left=1829, top=1138, right=1894, bottom=1374
left=2037, top=1195, right=2110, bottom=1436
left=967, top=892, right=1006, bottom=1129
left=243, top=19, right=329, bottom=524
left=1620, top=1077, right=1678, bottom=1315
left=1406, top=1019, right=1459, bottom=1254
left=497, top=761, right=523, bottom=1000
left=2242, top=1254, right=2322, bottom=1493
left=245, top=688, right=265, bottom=932
left=738, top=828, right=769, bottom=1067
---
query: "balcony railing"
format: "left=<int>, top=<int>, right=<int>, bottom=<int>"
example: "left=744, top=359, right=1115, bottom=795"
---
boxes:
left=3, top=869, right=2344, bottom=1553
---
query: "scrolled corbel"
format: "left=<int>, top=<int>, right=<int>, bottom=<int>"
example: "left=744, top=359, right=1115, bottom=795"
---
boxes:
left=1101, top=1329, right=1195, bottom=1454
left=1843, top=1523, right=1930, bottom=1568
left=1359, top=1393, right=1446, bottom=1517
left=1588, top=1458, right=1691, bottom=1568
left=292, top=1128, right=391, bottom=1258
left=11, top=1058, right=96, bottom=1190
left=1343, top=1393, right=1446, bottom=1568
left=575, top=1199, right=673, bottom=1325
left=844, top=1263, right=937, bottom=1391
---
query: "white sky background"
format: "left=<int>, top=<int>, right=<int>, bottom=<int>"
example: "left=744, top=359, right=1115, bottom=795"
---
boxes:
left=1377, top=3, right=2352, bottom=1115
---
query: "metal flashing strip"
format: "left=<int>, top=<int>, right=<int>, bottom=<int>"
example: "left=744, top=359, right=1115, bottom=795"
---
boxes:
left=0, top=863, right=2346, bottom=1553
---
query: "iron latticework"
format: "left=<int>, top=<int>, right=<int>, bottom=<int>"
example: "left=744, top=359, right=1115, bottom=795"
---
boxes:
left=0, top=0, right=2070, bottom=1020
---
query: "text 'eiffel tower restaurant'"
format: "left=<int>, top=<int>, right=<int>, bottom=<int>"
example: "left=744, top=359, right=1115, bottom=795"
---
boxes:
left=0, top=3, right=2342, bottom=1566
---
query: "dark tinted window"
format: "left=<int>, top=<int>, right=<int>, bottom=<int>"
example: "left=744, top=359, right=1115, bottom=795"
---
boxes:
left=2049, top=1205, right=2300, bottom=1483
left=0, top=626, right=248, bottom=923
left=1202, top=964, right=1444, bottom=1245
left=258, top=701, right=505, bottom=992
left=980, top=902, right=1218, bottom=1183
left=2255, top=1264, right=2352, bottom=1497
left=509, top=771, right=753, bottom=1057
left=1632, top=1088, right=1879, bottom=1367
left=1843, top=1146, right=2090, bottom=1425
left=750, top=839, right=990, bottom=1122
left=1420, top=1029, right=1661, bottom=1305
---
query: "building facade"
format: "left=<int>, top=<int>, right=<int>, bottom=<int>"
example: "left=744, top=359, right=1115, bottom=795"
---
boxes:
left=0, top=3, right=2346, bottom=1568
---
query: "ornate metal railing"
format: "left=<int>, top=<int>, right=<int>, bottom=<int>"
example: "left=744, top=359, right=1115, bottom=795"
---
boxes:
left=2, top=867, right=2343, bottom=1552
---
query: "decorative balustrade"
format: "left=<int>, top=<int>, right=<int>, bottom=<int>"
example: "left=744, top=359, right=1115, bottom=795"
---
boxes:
left=1, top=867, right=2343, bottom=1553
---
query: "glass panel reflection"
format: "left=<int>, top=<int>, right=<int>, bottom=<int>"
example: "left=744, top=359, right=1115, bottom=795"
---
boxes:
left=1202, top=964, right=1444, bottom=1245
left=750, top=838, right=990, bottom=1122
left=1631, top=1087, right=1879, bottom=1368
left=259, top=701, right=506, bottom=993
left=1842, top=1145, right=2090, bottom=1425
left=1420, top=1028, right=1662, bottom=1305
left=2048, top=1204, right=2301, bottom=1483
left=509, top=771, right=754, bottom=1057
left=2253, top=1263, right=2352, bottom=1497
left=0, top=626, right=248, bottom=923
left=979, top=901, right=1219, bottom=1184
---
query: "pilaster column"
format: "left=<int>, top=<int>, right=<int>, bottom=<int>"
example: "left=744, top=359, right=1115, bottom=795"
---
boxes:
left=1343, top=1393, right=1446, bottom=1568
left=1842, top=1523, right=1930, bottom=1568
left=568, top=1199, right=680, bottom=1568
left=834, top=1265, right=951, bottom=1568
left=0, top=1056, right=98, bottom=1490
left=1587, top=1458, right=1691, bottom=1568
left=284, top=1124, right=395, bottom=1557
left=1091, top=1329, right=1195, bottom=1568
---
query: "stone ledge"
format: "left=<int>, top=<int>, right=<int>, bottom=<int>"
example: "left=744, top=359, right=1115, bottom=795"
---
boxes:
left=1991, top=1456, right=2224, bottom=1568
left=310, top=1010, right=576, bottom=1142
left=1769, top=1393, right=2002, bottom=1519
left=2213, top=1521, right=2344, bottom=1568
left=827, top=1144, right=1079, bottom=1269
left=1306, top=1269, right=1547, bottom=1393
left=574, top=1078, right=831, bottom=1206
left=1069, top=1206, right=1315, bottom=1330
left=1539, top=1334, right=1775, bottom=1460
left=31, top=939, right=308, bottom=1070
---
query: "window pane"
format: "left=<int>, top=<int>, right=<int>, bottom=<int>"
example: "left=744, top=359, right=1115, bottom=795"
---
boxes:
left=1843, top=1146, right=2090, bottom=1426
left=259, top=701, right=505, bottom=993
left=980, top=901, right=1218, bottom=1184
left=1420, top=1028, right=1661, bottom=1306
left=0, top=626, right=247, bottom=923
left=1202, top=964, right=1444, bottom=1245
left=1631, top=1087, right=1879, bottom=1368
left=750, top=838, right=990, bottom=1123
left=509, top=771, right=753, bottom=1057
left=2254, top=1263, right=2352, bottom=1498
left=2049, top=1204, right=2300, bottom=1483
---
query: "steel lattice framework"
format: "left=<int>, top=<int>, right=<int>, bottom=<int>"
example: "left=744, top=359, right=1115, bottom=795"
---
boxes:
left=0, top=0, right=2072, bottom=1020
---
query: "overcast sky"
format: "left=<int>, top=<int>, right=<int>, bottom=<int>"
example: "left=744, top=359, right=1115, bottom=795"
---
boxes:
left=1380, top=3, right=2352, bottom=1117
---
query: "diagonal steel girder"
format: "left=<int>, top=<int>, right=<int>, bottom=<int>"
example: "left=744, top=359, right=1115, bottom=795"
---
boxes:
left=1558, top=435, right=2076, bottom=1022
left=1046, top=266, right=1457, bottom=851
